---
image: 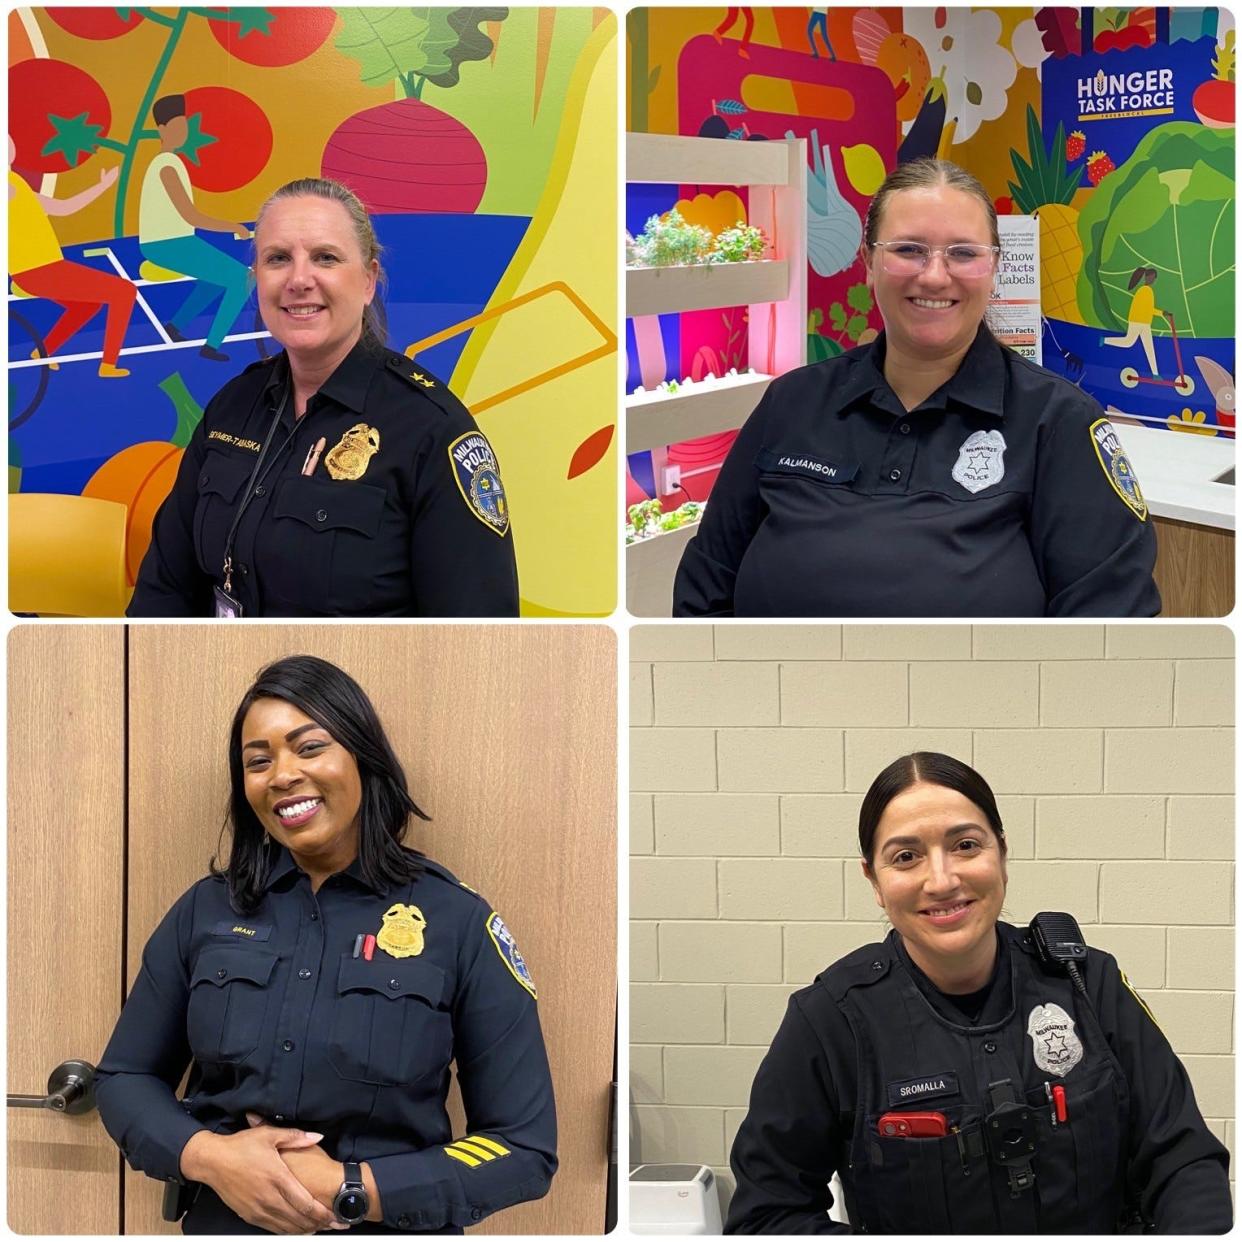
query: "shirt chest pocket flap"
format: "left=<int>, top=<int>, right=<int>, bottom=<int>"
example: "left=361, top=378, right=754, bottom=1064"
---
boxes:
left=328, top=955, right=452, bottom=1086
left=273, top=477, right=386, bottom=538
left=756, top=447, right=859, bottom=487
left=194, top=452, right=256, bottom=570
left=187, top=944, right=279, bottom=1063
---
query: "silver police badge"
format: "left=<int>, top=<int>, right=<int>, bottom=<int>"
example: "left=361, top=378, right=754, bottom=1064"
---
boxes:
left=1027, top=1002, right=1083, bottom=1077
left=951, top=429, right=1007, bottom=494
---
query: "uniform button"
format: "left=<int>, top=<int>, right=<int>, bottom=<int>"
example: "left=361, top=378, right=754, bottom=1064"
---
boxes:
left=255, top=485, right=266, bottom=497
left=282, top=1040, right=295, bottom=1052
left=889, top=468, right=902, bottom=482
left=397, top=1217, right=412, bottom=1230
left=298, top=968, right=312, bottom=980
left=871, top=961, right=883, bottom=972
left=274, top=1114, right=286, bottom=1123
left=899, top=423, right=911, bottom=435
left=310, top=912, right=319, bottom=921
left=239, top=563, right=249, bottom=576
left=316, top=509, right=328, bottom=522
left=470, top=1209, right=483, bottom=1221
left=983, top=1040, right=998, bottom=1054
left=388, top=979, right=400, bottom=990
left=216, top=968, right=227, bottom=979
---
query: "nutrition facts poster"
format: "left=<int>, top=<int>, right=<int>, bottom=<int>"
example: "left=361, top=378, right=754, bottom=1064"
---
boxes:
left=987, top=215, right=1042, bottom=365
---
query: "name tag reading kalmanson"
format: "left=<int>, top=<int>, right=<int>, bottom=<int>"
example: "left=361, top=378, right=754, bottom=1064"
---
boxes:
left=756, top=449, right=859, bottom=483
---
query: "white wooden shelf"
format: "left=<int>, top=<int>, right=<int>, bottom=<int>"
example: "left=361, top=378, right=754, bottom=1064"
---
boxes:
left=626, top=372, right=772, bottom=453
left=626, top=523, right=698, bottom=616
left=627, top=259, right=788, bottom=317
left=627, top=132, right=793, bottom=186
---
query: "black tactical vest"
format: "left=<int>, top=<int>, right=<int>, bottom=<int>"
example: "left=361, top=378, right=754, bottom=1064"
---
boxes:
left=821, top=922, right=1131, bottom=1233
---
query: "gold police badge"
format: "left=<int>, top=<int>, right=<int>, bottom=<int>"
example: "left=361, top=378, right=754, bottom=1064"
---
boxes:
left=376, top=903, right=426, bottom=958
left=324, top=423, right=381, bottom=481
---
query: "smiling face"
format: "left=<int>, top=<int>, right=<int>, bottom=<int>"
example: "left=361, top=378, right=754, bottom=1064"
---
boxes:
left=864, top=184, right=997, bottom=363
left=864, top=781, right=1007, bottom=990
left=241, top=697, right=363, bottom=878
left=254, top=195, right=377, bottom=374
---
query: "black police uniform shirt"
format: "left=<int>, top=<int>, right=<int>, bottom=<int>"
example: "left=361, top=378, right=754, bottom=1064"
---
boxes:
left=725, top=922, right=1230, bottom=1235
left=673, top=326, right=1161, bottom=617
left=127, top=341, right=519, bottom=617
left=94, top=846, right=555, bottom=1234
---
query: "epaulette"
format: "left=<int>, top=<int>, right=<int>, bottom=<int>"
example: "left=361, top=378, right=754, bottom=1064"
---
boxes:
left=420, top=856, right=486, bottom=902
left=817, top=938, right=893, bottom=1003
left=385, top=354, right=469, bottom=418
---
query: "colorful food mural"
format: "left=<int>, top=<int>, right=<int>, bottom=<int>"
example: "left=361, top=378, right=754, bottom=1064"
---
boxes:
left=9, top=5, right=617, bottom=616
left=626, top=5, right=1235, bottom=512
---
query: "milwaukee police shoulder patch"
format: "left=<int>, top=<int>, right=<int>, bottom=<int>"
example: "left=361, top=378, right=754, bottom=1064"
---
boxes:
left=1089, top=418, right=1147, bottom=520
left=448, top=431, right=509, bottom=536
left=952, top=428, right=1007, bottom=494
left=1026, top=1001, right=1084, bottom=1076
left=486, top=911, right=536, bottom=999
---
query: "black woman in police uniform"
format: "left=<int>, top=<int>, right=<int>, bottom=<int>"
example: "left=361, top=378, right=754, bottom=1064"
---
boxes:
left=95, top=656, right=555, bottom=1233
left=128, top=179, right=518, bottom=617
left=726, top=752, right=1229, bottom=1235
left=674, top=159, right=1160, bottom=618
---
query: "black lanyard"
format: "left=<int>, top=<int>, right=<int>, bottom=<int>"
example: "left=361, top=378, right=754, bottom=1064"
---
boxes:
left=220, top=384, right=294, bottom=596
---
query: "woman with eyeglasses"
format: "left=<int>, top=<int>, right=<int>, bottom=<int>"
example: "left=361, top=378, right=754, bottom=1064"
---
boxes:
left=673, top=159, right=1159, bottom=618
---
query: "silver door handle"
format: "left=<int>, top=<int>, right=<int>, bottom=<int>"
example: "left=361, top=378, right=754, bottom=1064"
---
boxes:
left=7, top=1059, right=96, bottom=1114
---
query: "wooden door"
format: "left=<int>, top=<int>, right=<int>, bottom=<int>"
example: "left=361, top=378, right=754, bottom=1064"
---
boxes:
left=124, top=625, right=616, bottom=1234
left=7, top=627, right=126, bottom=1233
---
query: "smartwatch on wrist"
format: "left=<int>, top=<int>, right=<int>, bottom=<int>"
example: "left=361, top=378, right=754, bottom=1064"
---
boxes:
left=333, top=1161, right=369, bottom=1226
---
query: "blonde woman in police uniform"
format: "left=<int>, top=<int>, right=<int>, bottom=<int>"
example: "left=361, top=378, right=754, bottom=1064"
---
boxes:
left=95, top=656, right=555, bottom=1233
left=129, top=178, right=517, bottom=618
left=726, top=753, right=1229, bottom=1234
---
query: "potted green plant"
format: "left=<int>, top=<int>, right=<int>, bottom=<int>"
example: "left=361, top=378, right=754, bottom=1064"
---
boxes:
left=709, top=221, right=769, bottom=264
left=629, top=209, right=714, bottom=267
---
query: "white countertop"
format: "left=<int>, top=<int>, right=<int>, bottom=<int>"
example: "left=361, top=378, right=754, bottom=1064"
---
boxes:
left=1111, top=422, right=1235, bottom=531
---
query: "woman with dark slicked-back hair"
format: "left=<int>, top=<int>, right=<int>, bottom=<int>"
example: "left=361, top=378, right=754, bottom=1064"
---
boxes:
left=673, top=157, right=1159, bottom=619
left=129, top=176, right=518, bottom=619
left=725, top=752, right=1229, bottom=1235
left=95, top=655, right=556, bottom=1234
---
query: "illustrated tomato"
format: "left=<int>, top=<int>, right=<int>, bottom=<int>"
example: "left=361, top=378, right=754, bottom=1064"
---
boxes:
left=47, top=8, right=144, bottom=39
left=208, top=8, right=337, bottom=66
left=8, top=59, right=110, bottom=174
left=182, top=87, right=273, bottom=193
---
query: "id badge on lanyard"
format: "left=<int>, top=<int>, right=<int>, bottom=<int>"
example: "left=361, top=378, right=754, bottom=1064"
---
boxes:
left=217, top=385, right=291, bottom=618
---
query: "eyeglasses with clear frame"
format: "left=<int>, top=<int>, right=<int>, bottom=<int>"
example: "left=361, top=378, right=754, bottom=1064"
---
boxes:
left=871, top=241, right=1000, bottom=278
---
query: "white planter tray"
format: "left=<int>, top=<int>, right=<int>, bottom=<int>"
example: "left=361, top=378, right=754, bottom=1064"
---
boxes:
left=627, top=260, right=789, bottom=317
left=626, top=371, right=772, bottom=453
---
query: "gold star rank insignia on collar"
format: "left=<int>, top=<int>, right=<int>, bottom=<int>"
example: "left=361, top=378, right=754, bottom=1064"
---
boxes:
left=409, top=370, right=436, bottom=388
left=376, top=903, right=426, bottom=959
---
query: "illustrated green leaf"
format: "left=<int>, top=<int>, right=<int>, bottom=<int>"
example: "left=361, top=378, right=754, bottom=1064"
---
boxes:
left=846, top=313, right=868, bottom=340
left=176, top=112, right=218, bottom=167
left=40, top=111, right=103, bottom=167
left=647, top=64, right=661, bottom=93
left=846, top=283, right=873, bottom=313
left=335, top=8, right=432, bottom=88
left=828, top=302, right=847, bottom=331
left=223, top=7, right=275, bottom=38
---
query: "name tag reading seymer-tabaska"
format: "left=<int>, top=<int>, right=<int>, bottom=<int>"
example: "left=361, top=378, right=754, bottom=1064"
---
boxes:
left=756, top=449, right=859, bottom=483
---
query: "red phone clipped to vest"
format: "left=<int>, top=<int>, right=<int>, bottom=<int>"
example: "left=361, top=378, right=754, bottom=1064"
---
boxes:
left=876, top=1111, right=949, bottom=1138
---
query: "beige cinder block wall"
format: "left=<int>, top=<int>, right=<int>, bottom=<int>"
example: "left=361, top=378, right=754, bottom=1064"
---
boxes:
left=630, top=624, right=1235, bottom=1216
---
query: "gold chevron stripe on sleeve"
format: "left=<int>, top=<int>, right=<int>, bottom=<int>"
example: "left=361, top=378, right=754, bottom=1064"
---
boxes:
left=453, top=1140, right=498, bottom=1161
left=467, top=1135, right=511, bottom=1157
left=444, top=1145, right=483, bottom=1168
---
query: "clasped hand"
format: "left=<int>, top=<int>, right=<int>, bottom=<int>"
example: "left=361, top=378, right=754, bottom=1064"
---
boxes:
left=182, top=1113, right=348, bottom=1234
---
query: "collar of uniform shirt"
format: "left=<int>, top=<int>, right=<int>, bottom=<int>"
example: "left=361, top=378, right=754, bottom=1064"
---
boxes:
left=834, top=323, right=1008, bottom=419
left=261, top=841, right=391, bottom=894
left=261, top=338, right=377, bottom=417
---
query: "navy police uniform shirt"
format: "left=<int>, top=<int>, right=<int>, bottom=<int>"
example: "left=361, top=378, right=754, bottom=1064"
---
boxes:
left=673, top=327, right=1161, bottom=617
left=725, top=922, right=1230, bottom=1235
left=94, top=846, right=555, bottom=1234
left=128, top=341, right=519, bottom=617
